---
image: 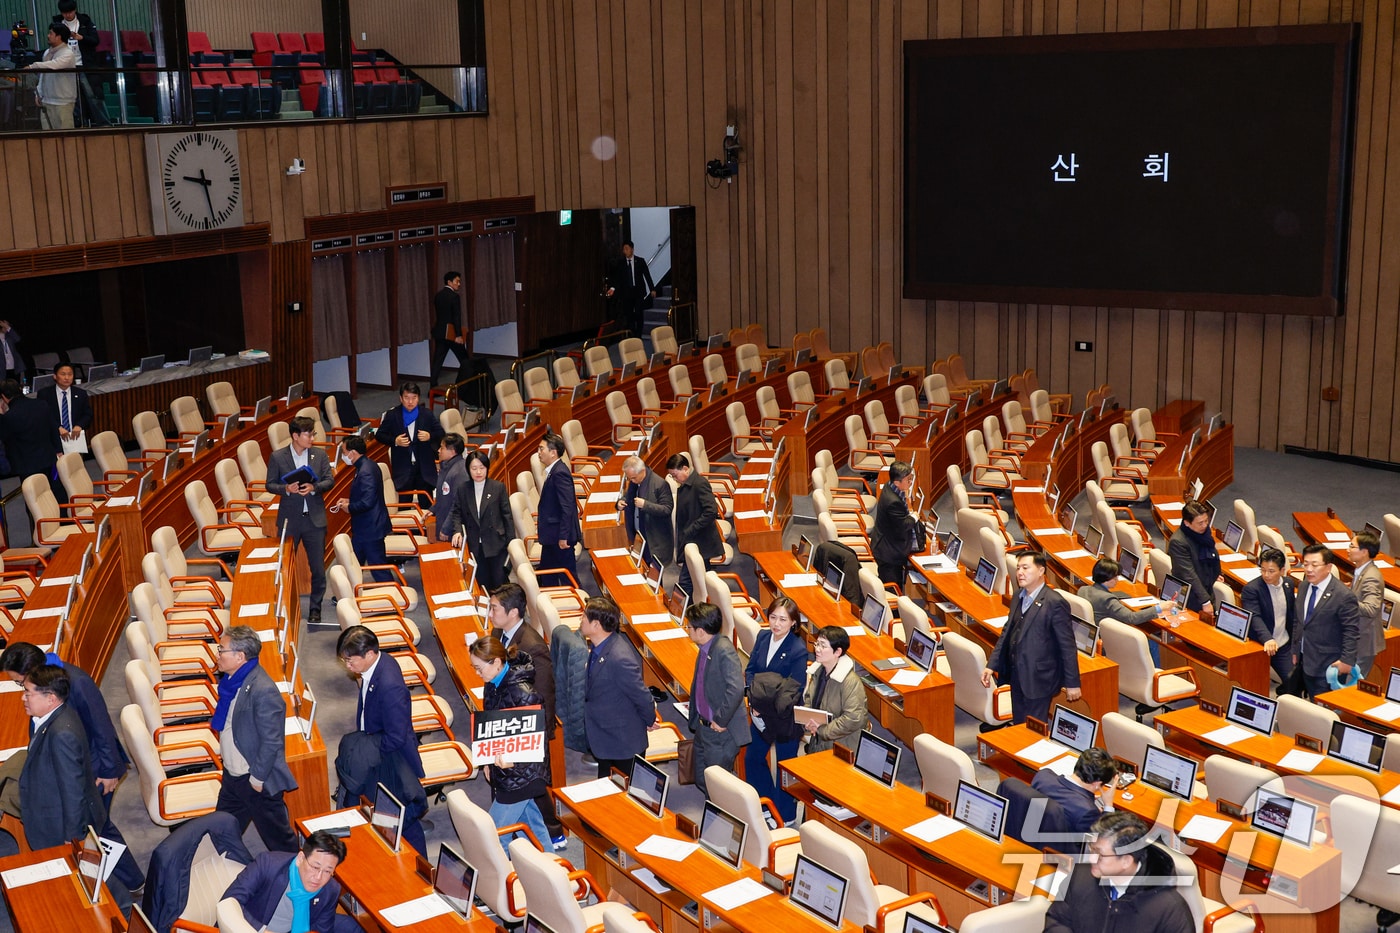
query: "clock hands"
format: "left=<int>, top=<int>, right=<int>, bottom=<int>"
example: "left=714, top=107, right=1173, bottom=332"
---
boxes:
left=187, top=168, right=217, bottom=223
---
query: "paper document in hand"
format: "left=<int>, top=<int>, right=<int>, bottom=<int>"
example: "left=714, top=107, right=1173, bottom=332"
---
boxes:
left=793, top=706, right=831, bottom=730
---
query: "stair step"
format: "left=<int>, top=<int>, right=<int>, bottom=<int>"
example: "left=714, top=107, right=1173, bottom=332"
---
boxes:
left=277, top=109, right=314, bottom=120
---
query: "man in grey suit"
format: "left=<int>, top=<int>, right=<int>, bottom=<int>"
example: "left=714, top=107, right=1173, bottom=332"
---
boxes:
left=213, top=625, right=299, bottom=852
left=18, top=665, right=106, bottom=849
left=431, top=434, right=469, bottom=541
left=1349, top=531, right=1387, bottom=679
left=1077, top=557, right=1169, bottom=666
left=982, top=552, right=1080, bottom=725
left=265, top=416, right=334, bottom=623
left=1295, top=544, right=1362, bottom=699
left=685, top=602, right=748, bottom=795
left=617, top=455, right=673, bottom=569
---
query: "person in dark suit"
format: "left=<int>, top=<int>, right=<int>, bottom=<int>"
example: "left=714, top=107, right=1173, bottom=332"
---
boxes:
left=334, top=435, right=393, bottom=583
left=1240, top=548, right=1300, bottom=688
left=1166, top=500, right=1220, bottom=621
left=870, top=460, right=920, bottom=589
left=213, top=625, right=299, bottom=853
left=605, top=241, right=656, bottom=335
left=266, top=416, right=334, bottom=623
left=431, top=434, right=468, bottom=542
left=336, top=626, right=425, bottom=854
left=982, top=552, right=1080, bottom=725
left=1030, top=747, right=1118, bottom=836
left=53, top=0, right=109, bottom=127
left=430, top=271, right=467, bottom=386
left=0, top=379, right=61, bottom=497
left=488, top=582, right=565, bottom=847
left=1294, top=543, right=1362, bottom=698
left=1077, top=557, right=1169, bottom=666
left=685, top=602, right=749, bottom=795
left=221, top=831, right=348, bottom=933
left=374, top=382, right=444, bottom=503
left=17, top=665, right=107, bottom=850
left=667, top=452, right=723, bottom=597
left=535, top=433, right=580, bottom=587
left=0, top=322, right=23, bottom=381
left=580, top=596, right=656, bottom=780
left=37, top=363, right=92, bottom=450
left=447, top=448, right=515, bottom=591
left=743, top=597, right=808, bottom=821
left=617, top=454, right=673, bottom=569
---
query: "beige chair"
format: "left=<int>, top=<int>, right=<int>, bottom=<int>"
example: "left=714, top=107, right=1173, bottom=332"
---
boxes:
left=125, top=616, right=218, bottom=685
left=1385, top=514, right=1400, bottom=555
left=618, top=337, right=647, bottom=369
left=913, top=733, right=976, bottom=810
left=204, top=381, right=244, bottom=420
left=634, top=377, right=664, bottom=427
left=941, top=631, right=1012, bottom=726
left=583, top=345, right=613, bottom=380
left=1333, top=793, right=1400, bottom=933
left=702, top=353, right=728, bottom=386
left=555, top=420, right=603, bottom=481
left=1276, top=694, right=1337, bottom=745
left=897, top=596, right=936, bottom=641
left=864, top=399, right=904, bottom=443
left=162, top=824, right=252, bottom=931
left=553, top=356, right=582, bottom=392
left=981, top=414, right=1028, bottom=461
left=446, top=788, right=568, bottom=923
left=724, top=402, right=769, bottom=458
left=55, top=451, right=109, bottom=520
left=1098, top=619, right=1198, bottom=719
left=1203, top=754, right=1277, bottom=808
left=1092, top=440, right=1148, bottom=503
left=1116, top=520, right=1146, bottom=575
left=651, top=325, right=678, bottom=358
left=786, top=369, right=819, bottom=410
left=825, top=357, right=851, bottom=392
left=1130, top=407, right=1174, bottom=460
left=605, top=391, right=648, bottom=445
left=955, top=507, right=1001, bottom=571
left=132, top=410, right=171, bottom=459
left=328, top=566, right=422, bottom=649
left=267, top=420, right=290, bottom=451
left=217, top=896, right=259, bottom=933
left=332, top=533, right=417, bottom=610
left=23, top=473, right=91, bottom=546
left=734, top=342, right=761, bottom=375
left=754, top=385, right=786, bottom=431
left=1002, top=398, right=1049, bottom=440
left=507, top=838, right=609, bottom=933
left=185, top=479, right=263, bottom=556
left=323, top=394, right=361, bottom=435
left=213, top=458, right=265, bottom=523
left=1147, top=547, right=1173, bottom=592
left=91, top=429, right=153, bottom=484
left=811, top=474, right=873, bottom=534
left=1232, top=499, right=1260, bottom=555
left=892, top=385, right=927, bottom=432
left=669, top=363, right=696, bottom=401
left=957, top=898, right=1052, bottom=933
left=922, top=373, right=955, bottom=413
left=1100, top=711, right=1165, bottom=771
left=686, top=436, right=736, bottom=519
left=816, top=512, right=874, bottom=566
left=947, top=464, right=1009, bottom=524
left=814, top=449, right=876, bottom=510
left=511, top=540, right=588, bottom=622
left=142, top=551, right=228, bottom=633
left=798, top=820, right=946, bottom=932
left=170, top=395, right=213, bottom=441
left=845, top=415, right=894, bottom=473
left=1029, top=389, right=1059, bottom=425
left=120, top=704, right=221, bottom=826
left=523, top=366, right=556, bottom=405
left=124, top=660, right=220, bottom=770
left=705, top=766, right=802, bottom=876
left=965, top=429, right=1020, bottom=490
left=236, top=440, right=274, bottom=501
left=376, top=461, right=430, bottom=537
left=496, top=380, right=527, bottom=430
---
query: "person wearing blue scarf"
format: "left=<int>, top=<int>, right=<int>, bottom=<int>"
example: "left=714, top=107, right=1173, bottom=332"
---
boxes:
left=222, top=831, right=352, bottom=933
left=374, top=381, right=443, bottom=506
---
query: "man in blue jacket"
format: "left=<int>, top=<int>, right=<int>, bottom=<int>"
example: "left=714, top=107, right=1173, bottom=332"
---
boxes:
left=335, top=435, right=393, bottom=582
left=535, top=433, right=580, bottom=586
left=222, top=830, right=353, bottom=933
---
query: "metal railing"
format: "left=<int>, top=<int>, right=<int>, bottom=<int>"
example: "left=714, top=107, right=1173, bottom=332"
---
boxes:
left=510, top=347, right=559, bottom=393
left=669, top=301, right=698, bottom=344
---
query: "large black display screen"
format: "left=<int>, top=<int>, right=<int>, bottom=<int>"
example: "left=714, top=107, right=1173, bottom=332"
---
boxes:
left=903, top=26, right=1357, bottom=315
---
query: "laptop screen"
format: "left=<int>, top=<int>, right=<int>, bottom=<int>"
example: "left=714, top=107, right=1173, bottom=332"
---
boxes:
left=853, top=730, right=901, bottom=787
left=1365, top=521, right=1383, bottom=542
left=1327, top=721, right=1385, bottom=772
left=973, top=557, right=999, bottom=595
left=859, top=593, right=888, bottom=636
left=1140, top=746, right=1198, bottom=801
left=1084, top=525, right=1104, bottom=557
left=1117, top=548, right=1140, bottom=584
left=1251, top=787, right=1317, bottom=848
left=944, top=534, right=962, bottom=565
left=1071, top=618, right=1099, bottom=657
left=794, top=535, right=815, bottom=571
left=286, top=381, right=305, bottom=404
left=1049, top=704, right=1097, bottom=754
left=139, top=354, right=165, bottom=373
left=627, top=756, right=668, bottom=817
left=789, top=855, right=849, bottom=929
left=188, top=345, right=213, bottom=364
left=823, top=564, right=845, bottom=600
left=525, top=915, right=562, bottom=933
left=434, top=844, right=477, bottom=918
left=1215, top=603, right=1252, bottom=640
left=1159, top=574, right=1191, bottom=610
left=953, top=780, right=1008, bottom=841
left=665, top=585, right=689, bottom=623
left=1384, top=599, right=1395, bottom=631
left=1222, top=520, right=1245, bottom=552
left=1058, top=503, right=1078, bottom=535
left=698, top=801, right=747, bottom=867
left=901, top=915, right=954, bottom=933
left=905, top=628, right=938, bottom=672
left=1387, top=668, right=1400, bottom=703
left=371, top=782, right=404, bottom=852
left=87, top=362, right=116, bottom=381
left=76, top=825, right=103, bottom=904
left=1225, top=687, right=1277, bottom=735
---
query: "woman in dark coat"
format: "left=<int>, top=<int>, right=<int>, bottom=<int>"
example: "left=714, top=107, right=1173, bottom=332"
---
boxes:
left=743, top=597, right=810, bottom=822
left=469, top=636, right=550, bottom=850
left=449, top=449, right=515, bottom=591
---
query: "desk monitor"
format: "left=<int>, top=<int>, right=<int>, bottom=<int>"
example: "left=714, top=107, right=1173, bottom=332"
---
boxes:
left=571, top=384, right=589, bottom=405
left=942, top=406, right=959, bottom=430
left=795, top=347, right=814, bottom=363
left=1049, top=704, right=1098, bottom=754
left=1222, top=520, right=1245, bottom=553
left=944, top=533, right=963, bottom=566
left=433, top=843, right=478, bottom=919
left=626, top=755, right=668, bottom=818
left=1215, top=603, right=1252, bottom=641
left=952, top=780, right=1008, bottom=841
left=30, top=373, right=53, bottom=395
left=1058, top=503, right=1078, bottom=535
left=856, top=377, right=874, bottom=397
left=1071, top=617, right=1099, bottom=657
left=853, top=730, right=901, bottom=787
left=789, top=855, right=849, bottom=930
left=706, top=334, right=725, bottom=351
left=643, top=558, right=663, bottom=594
left=1048, top=485, right=1062, bottom=515
left=822, top=564, right=845, bottom=601
left=1364, top=520, right=1383, bottom=542
left=794, top=534, right=816, bottom=571
left=525, top=915, right=561, bottom=933
left=1140, top=746, right=1198, bottom=801
left=1202, top=499, right=1218, bottom=525
left=87, top=362, right=116, bottom=382
left=665, top=585, right=689, bottom=624
left=620, top=360, right=638, bottom=381
left=371, top=782, right=404, bottom=852
left=94, top=514, right=111, bottom=551
left=138, top=354, right=165, bottom=373
left=736, top=367, right=754, bottom=389
left=649, top=351, right=666, bottom=370
left=1225, top=686, right=1277, bottom=736
left=1190, top=476, right=1205, bottom=502
left=292, top=686, right=316, bottom=741
left=1078, top=409, right=1094, bottom=431
left=1383, top=598, right=1395, bottom=630
left=1099, top=396, right=1118, bottom=417
left=286, top=381, right=305, bottom=404
left=188, top=345, right=213, bottom=364
left=222, top=411, right=239, bottom=438
left=1159, top=574, right=1190, bottom=611
left=972, top=557, right=999, bottom=595
left=1117, top=547, right=1140, bottom=584
left=252, top=395, right=272, bottom=422
left=190, top=429, right=211, bottom=454
left=859, top=593, right=889, bottom=636
left=161, top=449, right=180, bottom=482
left=1084, top=524, right=1104, bottom=558
left=685, top=393, right=701, bottom=415
left=906, top=628, right=939, bottom=672
left=1251, top=787, right=1317, bottom=848
left=964, top=391, right=982, bottom=412
left=1387, top=668, right=1400, bottom=703
left=902, top=915, right=955, bottom=933
left=76, top=825, right=104, bottom=904
left=707, top=383, right=727, bottom=404
left=136, top=470, right=153, bottom=501
left=76, top=541, right=95, bottom=583
left=594, top=373, right=611, bottom=395
left=678, top=341, right=696, bottom=358
left=888, top=364, right=903, bottom=382
left=765, top=357, right=784, bottom=379
left=698, top=800, right=747, bottom=868
left=129, top=906, right=159, bottom=933
left=991, top=378, right=1009, bottom=398
left=1327, top=720, right=1385, bottom=772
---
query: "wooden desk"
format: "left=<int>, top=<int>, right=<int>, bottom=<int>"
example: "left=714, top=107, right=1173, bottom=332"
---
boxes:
left=296, top=812, right=495, bottom=933
left=1147, top=424, right=1235, bottom=509
left=1293, top=510, right=1400, bottom=594
left=975, top=722, right=1097, bottom=784
left=731, top=451, right=790, bottom=556
left=1146, top=610, right=1270, bottom=709
left=591, top=550, right=696, bottom=699
left=1153, top=400, right=1205, bottom=436
left=1315, top=685, right=1400, bottom=734
left=780, top=752, right=1046, bottom=927
left=87, top=355, right=275, bottom=443
left=0, top=846, right=126, bottom=933
left=752, top=551, right=955, bottom=746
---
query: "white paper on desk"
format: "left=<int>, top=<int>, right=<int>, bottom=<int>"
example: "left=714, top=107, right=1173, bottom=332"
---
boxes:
left=1030, top=528, right=1069, bottom=536
left=39, top=574, right=74, bottom=588
left=433, top=590, right=473, bottom=605
left=1376, top=559, right=1394, bottom=569
left=890, top=669, right=927, bottom=687
left=1219, top=552, right=1250, bottom=563
left=983, top=615, right=1008, bottom=631
left=587, top=492, right=621, bottom=505
left=934, top=601, right=961, bottom=613
left=1383, top=784, right=1400, bottom=806
left=247, top=546, right=280, bottom=560
left=1017, top=485, right=1045, bottom=494
left=632, top=612, right=671, bottom=624
left=841, top=626, right=865, bottom=638
left=0, top=747, right=25, bottom=761
left=239, top=602, right=270, bottom=617
left=644, top=627, right=688, bottom=642
left=418, top=550, right=456, bottom=563
left=104, top=496, right=135, bottom=507
left=22, top=605, right=64, bottom=620
left=0, top=679, right=21, bottom=693
left=435, top=605, right=481, bottom=619
left=1324, top=532, right=1351, bottom=542
left=1368, top=701, right=1400, bottom=722
left=1122, top=596, right=1159, bottom=609
left=616, top=573, right=648, bottom=587
left=633, top=867, right=671, bottom=894
left=1278, top=749, right=1325, bottom=772
left=302, top=809, right=367, bottom=833
left=1, top=857, right=70, bottom=889
left=1179, top=815, right=1232, bottom=844
left=735, top=510, right=768, bottom=520
left=1167, top=518, right=1181, bottom=527
left=381, top=892, right=454, bottom=927
left=1054, top=549, right=1093, bottom=560
left=1034, top=869, right=1071, bottom=898
left=239, top=561, right=280, bottom=574
left=593, top=548, right=630, bottom=558
left=748, top=457, right=775, bottom=464
left=1018, top=739, right=1072, bottom=765
left=586, top=513, right=617, bottom=523
left=1233, top=568, right=1263, bottom=582
left=257, top=630, right=275, bottom=642
left=781, top=573, right=822, bottom=588
left=637, top=834, right=700, bottom=861
left=559, top=778, right=624, bottom=803
left=596, top=473, right=623, bottom=484
left=1203, top=724, right=1255, bottom=746
left=904, top=814, right=963, bottom=843
left=704, top=877, right=774, bottom=911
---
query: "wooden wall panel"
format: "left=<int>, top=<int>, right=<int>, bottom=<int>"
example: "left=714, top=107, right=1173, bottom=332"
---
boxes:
left=185, top=0, right=321, bottom=51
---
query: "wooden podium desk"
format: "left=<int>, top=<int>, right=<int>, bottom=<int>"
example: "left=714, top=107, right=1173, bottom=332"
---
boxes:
left=591, top=551, right=697, bottom=700
left=752, top=551, right=955, bottom=746
left=1153, top=400, right=1205, bottom=436
left=553, top=781, right=858, bottom=933
left=578, top=448, right=635, bottom=553
left=1146, top=424, right=1234, bottom=516
left=295, top=811, right=495, bottom=933
left=779, top=752, right=1047, bottom=927
left=974, top=723, right=1103, bottom=785
left=0, top=845, right=127, bottom=933
left=1314, top=684, right=1400, bottom=734
left=1293, top=510, right=1400, bottom=594
left=906, top=555, right=1119, bottom=725
left=1145, top=610, right=1270, bottom=709
left=731, top=450, right=789, bottom=556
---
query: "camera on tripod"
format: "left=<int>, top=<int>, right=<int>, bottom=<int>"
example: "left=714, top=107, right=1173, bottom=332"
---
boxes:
left=9, top=21, right=38, bottom=67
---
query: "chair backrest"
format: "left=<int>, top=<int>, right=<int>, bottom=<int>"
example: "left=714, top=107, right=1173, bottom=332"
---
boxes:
left=1108, top=422, right=1133, bottom=462
left=296, top=406, right=326, bottom=444
left=516, top=471, right=540, bottom=512
left=792, top=331, right=813, bottom=355
left=1276, top=694, right=1338, bottom=745
left=955, top=508, right=997, bottom=570
left=267, top=421, right=290, bottom=451
left=982, top=415, right=1008, bottom=452
left=1147, top=548, right=1173, bottom=591
left=119, top=704, right=170, bottom=823
left=787, top=370, right=816, bottom=408
left=1233, top=499, right=1259, bottom=555
left=205, top=381, right=240, bottom=419
left=1116, top=522, right=1145, bottom=564
left=1332, top=793, right=1400, bottom=911
left=894, top=384, right=919, bottom=423
left=237, top=440, right=267, bottom=486
left=618, top=337, right=647, bottom=368
left=1386, top=514, right=1400, bottom=555
left=57, top=452, right=93, bottom=500
left=1090, top=441, right=1114, bottom=484
left=724, top=401, right=751, bottom=439
left=864, top=399, right=891, bottom=437
left=940, top=631, right=1001, bottom=722
left=754, top=385, right=780, bottom=423
left=811, top=328, right=835, bottom=357
left=705, top=766, right=776, bottom=867
left=797, top=820, right=878, bottom=926
left=1092, top=503, right=1119, bottom=555
left=687, top=435, right=711, bottom=475
left=439, top=407, right=466, bottom=441
left=636, top=377, right=661, bottom=413
left=733, top=607, right=759, bottom=657
left=151, top=525, right=184, bottom=576
left=913, top=733, right=976, bottom=806
left=684, top=544, right=709, bottom=603
left=1130, top=407, right=1156, bottom=443
left=123, top=659, right=165, bottom=735
left=669, top=364, right=694, bottom=398
left=91, top=431, right=128, bottom=476
left=133, top=410, right=167, bottom=453
left=702, top=353, right=727, bottom=386
left=332, top=532, right=363, bottom=581
left=965, top=429, right=990, bottom=470
left=183, top=480, right=220, bottom=531
left=957, top=897, right=1051, bottom=933
left=584, top=345, right=613, bottom=379
left=446, top=788, right=519, bottom=919
left=170, top=396, right=203, bottom=435
left=876, top=342, right=896, bottom=371
left=924, top=373, right=951, bottom=408
left=897, top=596, right=931, bottom=635
left=1029, top=389, right=1054, bottom=424
left=214, top=457, right=249, bottom=507
left=704, top=571, right=737, bottom=641
left=1202, top=754, right=1277, bottom=806
left=606, top=391, right=635, bottom=437
left=843, top=415, right=868, bottom=452
left=824, top=358, right=850, bottom=391
left=496, top=381, right=525, bottom=427
left=560, top=420, right=589, bottom=462
left=734, top=343, right=760, bottom=375
left=651, top=325, right=678, bottom=356
left=1097, top=619, right=1155, bottom=697
left=523, top=366, right=553, bottom=403
left=600, top=904, right=653, bottom=933
left=745, top=323, right=767, bottom=347
left=860, top=346, right=882, bottom=380
left=1100, top=711, right=1164, bottom=770
left=553, top=356, right=580, bottom=389
left=507, top=838, right=587, bottom=933
left=1256, top=525, right=1291, bottom=560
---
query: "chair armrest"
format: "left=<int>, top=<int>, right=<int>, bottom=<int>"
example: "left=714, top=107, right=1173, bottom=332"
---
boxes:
left=157, top=772, right=221, bottom=820
left=992, top=685, right=1013, bottom=721
left=758, top=796, right=786, bottom=829
left=700, top=472, right=736, bottom=496
left=495, top=821, right=544, bottom=851
left=200, top=523, right=255, bottom=550
left=185, top=556, right=235, bottom=579
left=172, top=920, right=219, bottom=933
left=852, top=446, right=894, bottom=464
left=970, top=464, right=1014, bottom=487
left=1204, top=901, right=1263, bottom=933
left=1112, top=465, right=1148, bottom=481
left=153, top=738, right=222, bottom=769
left=214, top=505, right=261, bottom=524
left=876, top=893, right=947, bottom=933
left=767, top=834, right=802, bottom=875
left=1152, top=666, right=1199, bottom=702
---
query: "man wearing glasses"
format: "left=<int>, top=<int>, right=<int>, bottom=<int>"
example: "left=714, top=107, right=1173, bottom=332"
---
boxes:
left=1044, top=811, right=1192, bottom=933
